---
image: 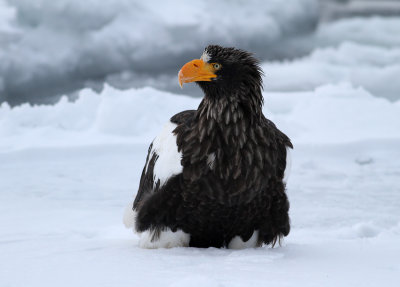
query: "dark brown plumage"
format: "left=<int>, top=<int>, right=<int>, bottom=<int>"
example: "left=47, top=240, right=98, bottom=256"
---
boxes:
left=128, top=45, right=292, bottom=248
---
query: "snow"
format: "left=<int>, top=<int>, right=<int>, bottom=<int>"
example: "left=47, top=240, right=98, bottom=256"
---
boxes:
left=1, top=83, right=400, bottom=286
left=1, top=1, right=400, bottom=284
left=0, top=86, right=196, bottom=151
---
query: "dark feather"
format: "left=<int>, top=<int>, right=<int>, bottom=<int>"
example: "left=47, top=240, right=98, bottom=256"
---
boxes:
left=131, top=45, right=293, bottom=248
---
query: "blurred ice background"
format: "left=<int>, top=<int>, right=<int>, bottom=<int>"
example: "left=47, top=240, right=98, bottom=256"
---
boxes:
left=1, top=1, right=400, bottom=287
left=1, top=0, right=400, bottom=105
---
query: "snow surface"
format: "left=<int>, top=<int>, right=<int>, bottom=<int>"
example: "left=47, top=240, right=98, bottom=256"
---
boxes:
left=1, top=84, right=400, bottom=286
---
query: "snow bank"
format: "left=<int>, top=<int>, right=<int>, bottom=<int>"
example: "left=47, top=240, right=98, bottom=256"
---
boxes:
left=0, top=0, right=318, bottom=105
left=0, top=85, right=199, bottom=150
left=266, top=83, right=400, bottom=144
left=1, top=83, right=399, bottom=152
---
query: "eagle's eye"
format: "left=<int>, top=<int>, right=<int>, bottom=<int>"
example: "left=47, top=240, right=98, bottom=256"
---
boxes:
left=212, top=63, right=222, bottom=70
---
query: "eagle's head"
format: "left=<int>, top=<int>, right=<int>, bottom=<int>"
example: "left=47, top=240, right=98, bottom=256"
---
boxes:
left=178, top=45, right=263, bottom=99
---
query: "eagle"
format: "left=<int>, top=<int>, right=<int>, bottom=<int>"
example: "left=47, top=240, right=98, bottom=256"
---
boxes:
left=124, top=45, right=292, bottom=249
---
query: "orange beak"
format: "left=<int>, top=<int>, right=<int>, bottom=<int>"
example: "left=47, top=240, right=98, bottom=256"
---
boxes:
left=178, top=59, right=217, bottom=88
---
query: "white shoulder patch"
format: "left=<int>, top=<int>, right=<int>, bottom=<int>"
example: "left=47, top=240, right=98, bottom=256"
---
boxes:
left=200, top=50, right=210, bottom=63
left=283, top=147, right=292, bottom=184
left=228, top=230, right=260, bottom=249
left=151, top=121, right=183, bottom=188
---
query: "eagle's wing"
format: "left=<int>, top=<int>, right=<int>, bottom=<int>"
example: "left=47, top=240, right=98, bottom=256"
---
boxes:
left=123, top=110, right=195, bottom=229
left=263, top=118, right=293, bottom=184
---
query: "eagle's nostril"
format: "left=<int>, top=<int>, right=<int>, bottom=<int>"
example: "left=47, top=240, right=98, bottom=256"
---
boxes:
left=193, top=63, right=198, bottom=68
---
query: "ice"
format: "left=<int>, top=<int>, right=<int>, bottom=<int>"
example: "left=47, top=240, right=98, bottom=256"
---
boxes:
left=2, top=83, right=398, bottom=150
left=0, top=86, right=199, bottom=151
left=266, top=83, right=400, bottom=143
left=1, top=83, right=400, bottom=286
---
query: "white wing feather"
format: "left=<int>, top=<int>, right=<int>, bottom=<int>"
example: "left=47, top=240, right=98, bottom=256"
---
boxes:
left=150, top=121, right=183, bottom=188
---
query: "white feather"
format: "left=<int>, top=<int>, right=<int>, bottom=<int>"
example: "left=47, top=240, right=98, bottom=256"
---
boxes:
left=123, top=201, right=190, bottom=249
left=138, top=228, right=190, bottom=249
left=123, top=201, right=136, bottom=228
left=283, top=147, right=292, bottom=184
left=201, top=50, right=210, bottom=63
left=151, top=121, right=183, bottom=188
left=228, top=230, right=259, bottom=249
left=207, top=152, right=216, bottom=169
left=123, top=122, right=185, bottom=248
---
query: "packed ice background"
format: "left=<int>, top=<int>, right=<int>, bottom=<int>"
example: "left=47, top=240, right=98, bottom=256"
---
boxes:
left=1, top=0, right=400, bottom=286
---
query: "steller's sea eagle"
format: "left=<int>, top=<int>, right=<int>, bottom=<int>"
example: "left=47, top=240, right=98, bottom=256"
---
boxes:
left=124, top=45, right=292, bottom=249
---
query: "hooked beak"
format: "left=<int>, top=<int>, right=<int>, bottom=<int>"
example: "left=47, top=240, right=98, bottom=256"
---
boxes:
left=178, top=59, right=217, bottom=88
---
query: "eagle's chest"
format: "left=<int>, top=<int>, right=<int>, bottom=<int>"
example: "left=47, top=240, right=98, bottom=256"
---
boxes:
left=181, top=124, right=275, bottom=196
